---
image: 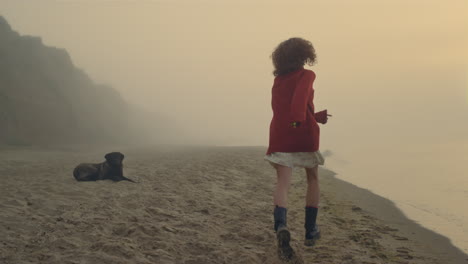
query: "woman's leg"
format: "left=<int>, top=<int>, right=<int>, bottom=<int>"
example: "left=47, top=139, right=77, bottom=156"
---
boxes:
left=273, top=163, right=293, bottom=207
left=304, top=165, right=321, bottom=246
left=305, top=165, right=320, bottom=207
left=271, top=163, right=294, bottom=259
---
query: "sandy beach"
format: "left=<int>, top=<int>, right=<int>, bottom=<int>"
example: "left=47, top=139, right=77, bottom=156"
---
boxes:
left=0, top=146, right=467, bottom=264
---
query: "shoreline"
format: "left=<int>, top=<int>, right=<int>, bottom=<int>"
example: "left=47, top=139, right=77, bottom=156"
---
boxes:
left=0, top=145, right=466, bottom=263
left=320, top=170, right=468, bottom=264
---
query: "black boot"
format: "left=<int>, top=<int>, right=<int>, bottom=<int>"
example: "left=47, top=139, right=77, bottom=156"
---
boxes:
left=274, top=206, right=287, bottom=231
left=304, top=206, right=321, bottom=246
left=274, top=206, right=293, bottom=260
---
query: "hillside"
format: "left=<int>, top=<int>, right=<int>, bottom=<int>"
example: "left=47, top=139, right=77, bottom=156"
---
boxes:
left=0, top=16, right=147, bottom=145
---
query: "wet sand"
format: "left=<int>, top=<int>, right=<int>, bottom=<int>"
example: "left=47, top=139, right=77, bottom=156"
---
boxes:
left=0, top=146, right=467, bottom=264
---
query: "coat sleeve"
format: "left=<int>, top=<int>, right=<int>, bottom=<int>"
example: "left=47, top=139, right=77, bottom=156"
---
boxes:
left=290, top=71, right=315, bottom=122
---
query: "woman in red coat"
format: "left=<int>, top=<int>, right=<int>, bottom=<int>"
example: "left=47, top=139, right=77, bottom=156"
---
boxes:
left=264, top=37, right=330, bottom=258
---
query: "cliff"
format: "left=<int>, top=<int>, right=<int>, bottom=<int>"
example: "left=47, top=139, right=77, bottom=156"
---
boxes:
left=0, top=16, right=143, bottom=145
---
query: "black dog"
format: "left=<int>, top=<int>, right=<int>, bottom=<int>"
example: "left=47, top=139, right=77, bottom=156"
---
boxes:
left=73, top=152, right=136, bottom=183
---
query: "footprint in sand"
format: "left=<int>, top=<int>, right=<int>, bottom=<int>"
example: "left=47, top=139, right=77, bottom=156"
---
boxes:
left=374, top=225, right=399, bottom=234
left=395, top=246, right=414, bottom=260
left=331, top=217, right=347, bottom=227
left=396, top=253, right=414, bottom=260
left=396, top=246, right=412, bottom=253
left=392, top=235, right=409, bottom=241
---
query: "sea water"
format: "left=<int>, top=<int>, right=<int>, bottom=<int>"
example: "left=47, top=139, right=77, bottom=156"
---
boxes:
left=325, top=139, right=468, bottom=254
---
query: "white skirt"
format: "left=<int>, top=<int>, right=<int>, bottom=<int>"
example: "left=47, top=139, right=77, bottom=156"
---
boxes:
left=264, top=151, right=325, bottom=169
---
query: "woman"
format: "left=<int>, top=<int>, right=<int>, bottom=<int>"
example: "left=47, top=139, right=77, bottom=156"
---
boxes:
left=264, top=37, right=330, bottom=258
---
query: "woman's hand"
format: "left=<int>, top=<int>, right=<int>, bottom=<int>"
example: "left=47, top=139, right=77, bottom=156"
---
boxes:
left=314, top=110, right=332, bottom=124
left=292, top=110, right=332, bottom=127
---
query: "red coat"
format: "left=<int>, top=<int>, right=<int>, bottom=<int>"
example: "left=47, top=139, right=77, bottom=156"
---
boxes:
left=266, top=68, right=321, bottom=155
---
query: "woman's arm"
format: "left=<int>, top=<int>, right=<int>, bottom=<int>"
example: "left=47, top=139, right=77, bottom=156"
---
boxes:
left=290, top=70, right=315, bottom=124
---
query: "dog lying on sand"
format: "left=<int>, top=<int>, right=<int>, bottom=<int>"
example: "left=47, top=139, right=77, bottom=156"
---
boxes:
left=73, top=152, right=136, bottom=183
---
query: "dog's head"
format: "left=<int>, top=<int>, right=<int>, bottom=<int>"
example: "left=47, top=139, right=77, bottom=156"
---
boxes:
left=104, top=152, right=125, bottom=167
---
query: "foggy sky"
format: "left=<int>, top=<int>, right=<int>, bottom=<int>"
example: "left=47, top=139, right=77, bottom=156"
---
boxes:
left=1, top=0, right=467, bottom=148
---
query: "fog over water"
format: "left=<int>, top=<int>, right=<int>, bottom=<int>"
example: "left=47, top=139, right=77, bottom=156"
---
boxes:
left=1, top=0, right=468, bottom=253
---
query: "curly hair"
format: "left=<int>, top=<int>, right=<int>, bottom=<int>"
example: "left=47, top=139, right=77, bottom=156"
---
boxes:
left=271, top=37, right=317, bottom=76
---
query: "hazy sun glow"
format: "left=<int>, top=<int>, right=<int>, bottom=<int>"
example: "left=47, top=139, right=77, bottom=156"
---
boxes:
left=1, top=0, right=467, bottom=145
